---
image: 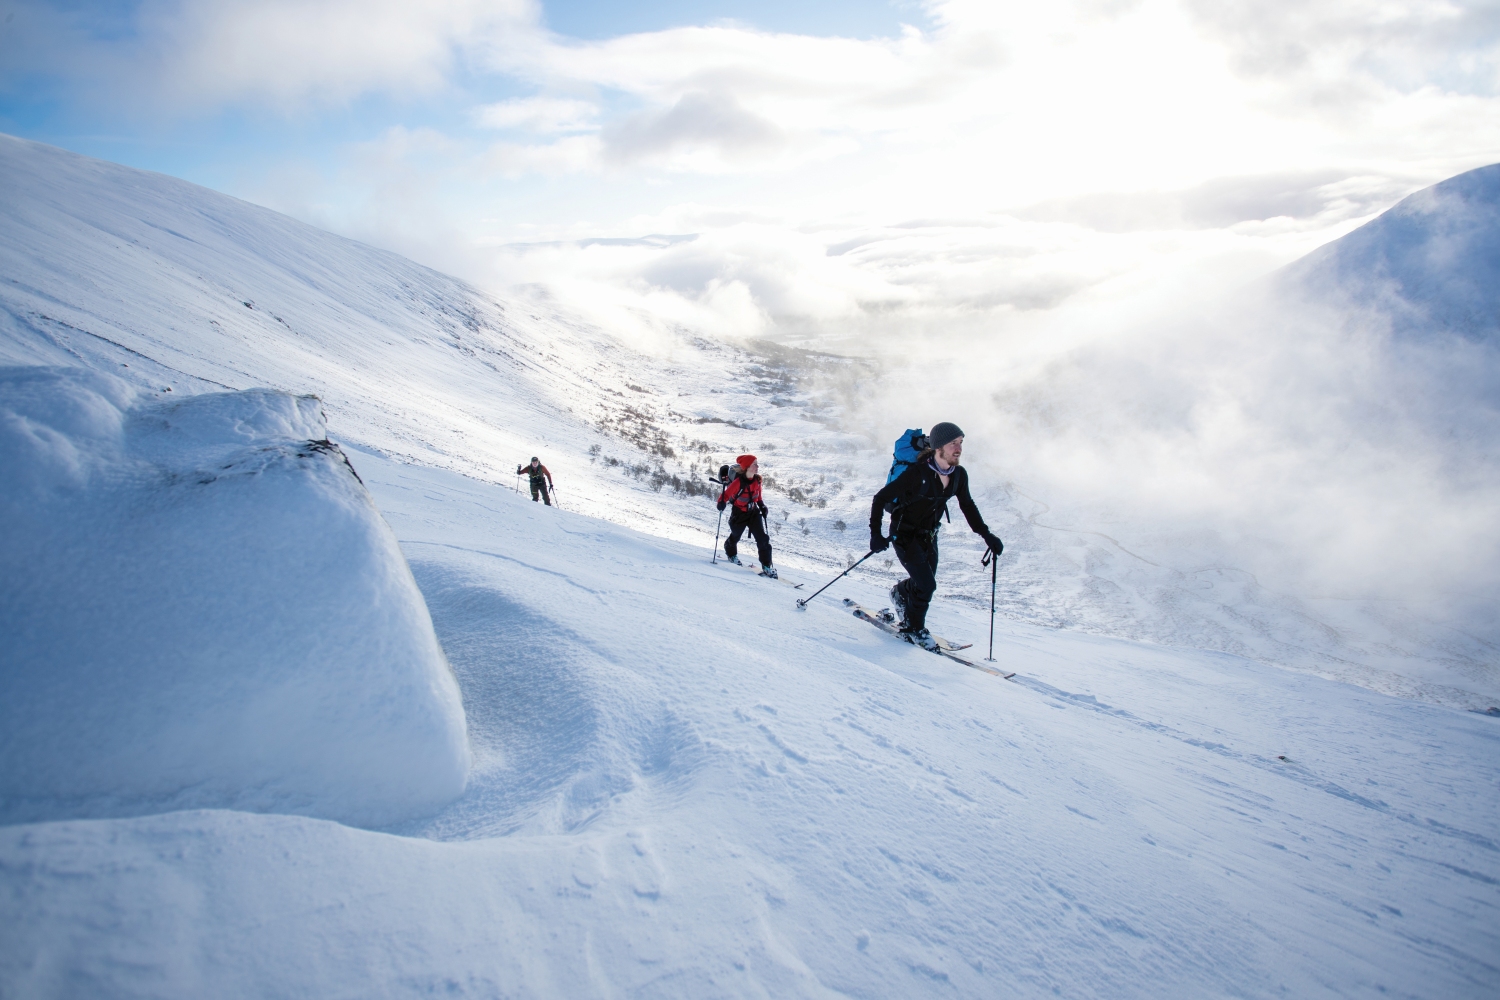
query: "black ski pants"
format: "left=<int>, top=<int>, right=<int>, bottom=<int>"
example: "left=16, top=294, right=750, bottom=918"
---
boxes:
left=725, top=508, right=773, bottom=567
left=892, top=531, right=940, bottom=631
left=529, top=479, right=552, bottom=504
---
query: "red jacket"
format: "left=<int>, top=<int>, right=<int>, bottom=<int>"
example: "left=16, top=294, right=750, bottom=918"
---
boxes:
left=718, top=474, right=763, bottom=512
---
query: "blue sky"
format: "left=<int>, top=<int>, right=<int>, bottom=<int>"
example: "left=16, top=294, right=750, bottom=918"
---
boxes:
left=2, top=1, right=1498, bottom=354
left=0, top=1, right=930, bottom=189
left=540, top=0, right=929, bottom=40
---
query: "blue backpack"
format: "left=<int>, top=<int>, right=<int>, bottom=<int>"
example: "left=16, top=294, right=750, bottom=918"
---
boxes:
left=883, top=428, right=929, bottom=512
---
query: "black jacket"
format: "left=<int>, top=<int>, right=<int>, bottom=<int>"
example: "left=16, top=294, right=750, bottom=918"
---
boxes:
left=519, top=462, right=552, bottom=485
left=871, top=461, right=988, bottom=540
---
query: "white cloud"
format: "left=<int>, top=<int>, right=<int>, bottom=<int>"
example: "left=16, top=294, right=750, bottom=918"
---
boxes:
left=484, top=134, right=603, bottom=176
left=602, top=90, right=787, bottom=169
left=1182, top=0, right=1500, bottom=95
left=182, top=0, right=1497, bottom=366
left=3, top=0, right=543, bottom=111
left=474, top=96, right=598, bottom=133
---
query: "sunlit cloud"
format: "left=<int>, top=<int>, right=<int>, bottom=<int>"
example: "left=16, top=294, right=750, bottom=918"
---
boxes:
left=484, top=134, right=603, bottom=177
left=474, top=96, right=598, bottom=133
left=2, top=0, right=543, bottom=111
left=602, top=90, right=786, bottom=169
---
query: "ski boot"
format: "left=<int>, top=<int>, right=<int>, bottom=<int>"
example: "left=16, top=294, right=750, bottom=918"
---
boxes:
left=889, top=582, right=910, bottom=629
left=900, top=627, right=940, bottom=651
left=759, top=565, right=778, bottom=579
left=726, top=555, right=743, bottom=566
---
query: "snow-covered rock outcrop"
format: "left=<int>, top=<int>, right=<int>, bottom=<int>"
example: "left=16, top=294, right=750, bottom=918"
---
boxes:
left=0, top=367, right=469, bottom=827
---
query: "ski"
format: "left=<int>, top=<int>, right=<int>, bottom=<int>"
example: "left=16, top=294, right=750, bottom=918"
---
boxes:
left=843, top=600, right=1014, bottom=679
left=715, top=558, right=804, bottom=589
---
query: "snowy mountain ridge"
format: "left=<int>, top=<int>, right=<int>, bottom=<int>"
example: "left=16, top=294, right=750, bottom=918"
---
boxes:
left=1281, top=162, right=1500, bottom=345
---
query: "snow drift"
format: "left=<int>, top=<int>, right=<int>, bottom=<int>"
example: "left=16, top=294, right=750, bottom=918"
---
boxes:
left=0, top=367, right=469, bottom=827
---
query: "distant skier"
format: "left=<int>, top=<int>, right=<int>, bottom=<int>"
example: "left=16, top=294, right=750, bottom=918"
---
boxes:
left=869, top=423, right=1003, bottom=650
left=517, top=457, right=554, bottom=505
left=717, top=455, right=777, bottom=579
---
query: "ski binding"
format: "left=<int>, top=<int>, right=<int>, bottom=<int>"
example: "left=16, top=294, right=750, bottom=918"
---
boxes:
left=842, top=600, right=1014, bottom=679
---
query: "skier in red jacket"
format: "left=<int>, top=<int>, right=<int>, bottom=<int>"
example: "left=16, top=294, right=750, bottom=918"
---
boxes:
left=717, top=454, right=777, bottom=578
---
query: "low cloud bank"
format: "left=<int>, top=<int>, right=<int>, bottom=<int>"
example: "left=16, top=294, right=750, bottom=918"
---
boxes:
left=931, top=165, right=1500, bottom=632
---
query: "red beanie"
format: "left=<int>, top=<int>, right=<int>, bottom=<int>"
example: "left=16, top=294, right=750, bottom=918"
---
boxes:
left=736, top=454, right=757, bottom=470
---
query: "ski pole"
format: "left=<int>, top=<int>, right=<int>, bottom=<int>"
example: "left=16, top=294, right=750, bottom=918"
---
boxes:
left=796, top=548, right=877, bottom=609
left=982, top=545, right=998, bottom=662
left=711, top=506, right=725, bottom=564
left=514, top=473, right=520, bottom=494
left=550, top=484, right=561, bottom=509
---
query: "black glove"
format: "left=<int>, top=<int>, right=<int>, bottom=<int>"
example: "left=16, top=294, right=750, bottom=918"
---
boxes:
left=757, top=501, right=769, bottom=516
left=983, top=531, right=1004, bottom=556
left=870, top=531, right=890, bottom=553
left=717, top=500, right=727, bottom=512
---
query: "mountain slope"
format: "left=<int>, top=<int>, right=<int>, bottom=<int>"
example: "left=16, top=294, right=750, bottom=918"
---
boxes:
left=0, top=132, right=871, bottom=554
left=1281, top=163, right=1500, bottom=345
left=1, top=136, right=1498, bottom=999
left=4, top=450, right=1497, bottom=999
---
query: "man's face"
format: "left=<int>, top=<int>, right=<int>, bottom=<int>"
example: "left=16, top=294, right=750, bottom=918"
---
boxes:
left=937, top=437, right=963, bottom=465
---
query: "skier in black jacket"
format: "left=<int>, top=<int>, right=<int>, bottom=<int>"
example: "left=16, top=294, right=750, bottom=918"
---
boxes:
left=869, top=422, right=1003, bottom=650
left=517, top=457, right=554, bottom=504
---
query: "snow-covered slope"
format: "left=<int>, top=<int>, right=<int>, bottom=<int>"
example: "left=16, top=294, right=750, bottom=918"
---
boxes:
left=0, top=367, right=468, bottom=827
left=2, top=134, right=1498, bottom=999
left=0, top=131, right=868, bottom=552
left=4, top=452, right=1496, bottom=998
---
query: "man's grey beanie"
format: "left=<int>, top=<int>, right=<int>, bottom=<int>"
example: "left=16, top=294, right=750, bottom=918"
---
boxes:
left=929, top=422, right=964, bottom=450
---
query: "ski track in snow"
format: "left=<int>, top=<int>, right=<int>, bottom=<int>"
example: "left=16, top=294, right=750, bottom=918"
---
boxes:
left=2, top=135, right=1499, bottom=997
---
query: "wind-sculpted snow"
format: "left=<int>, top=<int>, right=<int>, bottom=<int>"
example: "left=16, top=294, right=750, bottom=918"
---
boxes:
left=0, top=367, right=469, bottom=827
